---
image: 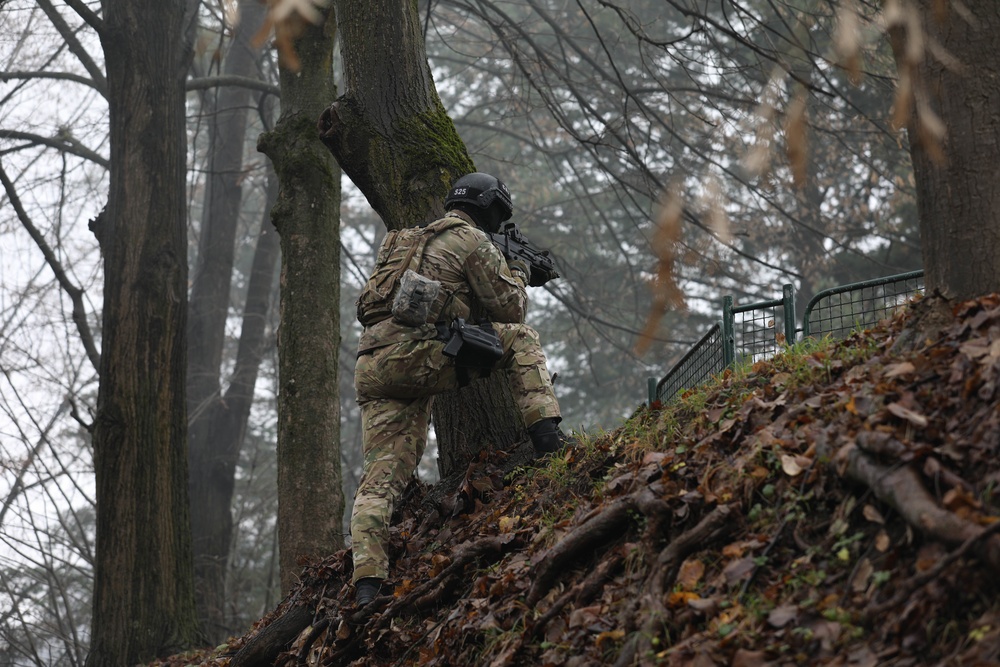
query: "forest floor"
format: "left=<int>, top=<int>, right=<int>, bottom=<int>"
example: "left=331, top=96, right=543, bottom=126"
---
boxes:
left=154, top=293, right=1000, bottom=666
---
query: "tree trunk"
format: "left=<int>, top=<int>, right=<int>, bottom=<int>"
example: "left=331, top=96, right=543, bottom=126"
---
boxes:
left=186, top=0, right=273, bottom=639
left=87, top=0, right=199, bottom=663
left=257, top=8, right=345, bottom=593
left=319, top=0, right=527, bottom=477
left=894, top=1, right=1000, bottom=300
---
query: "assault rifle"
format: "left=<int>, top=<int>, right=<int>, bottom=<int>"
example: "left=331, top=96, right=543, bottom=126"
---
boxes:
left=490, top=222, right=560, bottom=287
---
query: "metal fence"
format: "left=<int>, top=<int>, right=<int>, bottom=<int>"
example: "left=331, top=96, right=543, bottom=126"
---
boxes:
left=801, top=270, right=925, bottom=340
left=646, top=272, right=924, bottom=405
left=647, top=321, right=725, bottom=405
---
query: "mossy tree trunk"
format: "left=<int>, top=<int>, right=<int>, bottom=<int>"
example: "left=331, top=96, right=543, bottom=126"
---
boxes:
left=319, top=0, right=527, bottom=479
left=257, top=8, right=345, bottom=592
left=87, top=0, right=199, bottom=663
left=892, top=1, right=1000, bottom=300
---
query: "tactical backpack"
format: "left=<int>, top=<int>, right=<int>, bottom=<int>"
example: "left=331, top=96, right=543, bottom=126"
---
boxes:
left=356, top=217, right=465, bottom=327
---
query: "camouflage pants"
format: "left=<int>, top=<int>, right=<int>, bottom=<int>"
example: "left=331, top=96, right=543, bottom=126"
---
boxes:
left=350, top=322, right=560, bottom=582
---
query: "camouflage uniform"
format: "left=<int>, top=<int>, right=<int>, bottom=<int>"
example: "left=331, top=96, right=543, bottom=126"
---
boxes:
left=350, top=210, right=560, bottom=583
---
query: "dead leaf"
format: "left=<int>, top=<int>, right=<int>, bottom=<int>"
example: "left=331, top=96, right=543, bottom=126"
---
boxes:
left=887, top=401, right=928, bottom=427
left=595, top=629, right=625, bottom=651
left=785, top=89, right=809, bottom=188
left=732, top=649, right=770, bottom=667
left=767, top=604, right=799, bottom=628
left=781, top=453, right=806, bottom=476
left=568, top=605, right=602, bottom=629
left=678, top=558, right=706, bottom=590
left=884, top=361, right=916, bottom=377
left=668, top=591, right=701, bottom=608
left=862, top=504, right=885, bottom=524
left=851, top=557, right=874, bottom=593
left=723, top=556, right=756, bottom=584
left=498, top=515, right=520, bottom=533
left=875, top=530, right=891, bottom=552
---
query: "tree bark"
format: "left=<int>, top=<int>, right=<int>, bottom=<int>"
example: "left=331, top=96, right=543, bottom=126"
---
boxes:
left=319, top=0, right=527, bottom=477
left=87, top=0, right=199, bottom=663
left=894, top=1, right=1000, bottom=300
left=187, top=0, right=274, bottom=639
left=257, top=7, right=345, bottom=593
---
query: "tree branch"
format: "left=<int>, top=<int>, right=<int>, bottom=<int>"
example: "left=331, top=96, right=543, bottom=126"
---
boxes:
left=0, top=162, right=102, bottom=372
left=37, top=0, right=107, bottom=95
left=62, top=0, right=105, bottom=35
left=187, top=75, right=281, bottom=97
left=0, top=129, right=109, bottom=169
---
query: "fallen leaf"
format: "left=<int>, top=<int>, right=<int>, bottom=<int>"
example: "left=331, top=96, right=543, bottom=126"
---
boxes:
left=875, top=530, right=891, bottom=552
left=723, top=556, right=756, bottom=584
left=594, top=629, right=625, bottom=651
left=851, top=557, right=874, bottom=593
left=884, top=361, right=916, bottom=377
left=767, top=604, right=798, bottom=628
left=668, top=591, right=701, bottom=608
left=781, top=454, right=803, bottom=476
left=732, top=649, right=770, bottom=667
left=498, top=515, right=520, bottom=533
left=887, top=401, right=928, bottom=427
left=678, top=558, right=705, bottom=590
left=568, top=604, right=602, bottom=629
left=862, top=504, right=885, bottom=524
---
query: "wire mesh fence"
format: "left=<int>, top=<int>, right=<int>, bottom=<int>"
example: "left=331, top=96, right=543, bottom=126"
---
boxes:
left=724, top=284, right=797, bottom=366
left=646, top=273, right=924, bottom=405
left=648, top=322, right=725, bottom=405
left=802, top=270, right=924, bottom=340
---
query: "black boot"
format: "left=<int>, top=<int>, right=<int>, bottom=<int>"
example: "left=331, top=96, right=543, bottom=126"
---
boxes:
left=528, top=418, right=570, bottom=457
left=355, top=577, right=383, bottom=607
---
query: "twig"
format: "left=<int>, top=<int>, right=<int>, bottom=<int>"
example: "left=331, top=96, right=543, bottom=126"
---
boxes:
left=864, top=519, right=1000, bottom=619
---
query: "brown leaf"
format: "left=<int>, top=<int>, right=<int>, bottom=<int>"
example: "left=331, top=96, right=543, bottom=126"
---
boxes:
left=568, top=604, right=602, bottom=629
left=767, top=604, right=799, bottom=628
left=723, top=556, right=756, bottom=584
left=887, top=401, right=928, bottom=427
left=635, top=183, right=687, bottom=355
left=785, top=89, right=809, bottom=189
left=850, top=557, right=874, bottom=593
left=875, top=530, right=891, bottom=552
left=863, top=504, right=885, bottom=524
left=678, top=558, right=705, bottom=590
left=732, top=649, right=770, bottom=667
left=884, top=361, right=916, bottom=378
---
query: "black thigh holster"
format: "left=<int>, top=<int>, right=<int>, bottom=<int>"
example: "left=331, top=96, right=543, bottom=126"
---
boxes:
left=437, top=318, right=503, bottom=386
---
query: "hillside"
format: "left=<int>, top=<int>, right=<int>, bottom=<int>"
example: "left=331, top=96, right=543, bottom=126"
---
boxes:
left=157, top=294, right=1000, bottom=667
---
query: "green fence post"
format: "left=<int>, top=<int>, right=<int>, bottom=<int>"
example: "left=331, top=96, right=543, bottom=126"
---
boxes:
left=722, top=295, right=735, bottom=367
left=782, top=283, right=796, bottom=345
left=647, top=376, right=658, bottom=405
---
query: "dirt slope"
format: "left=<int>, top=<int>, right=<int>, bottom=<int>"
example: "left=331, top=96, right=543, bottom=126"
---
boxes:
left=156, top=294, right=1000, bottom=667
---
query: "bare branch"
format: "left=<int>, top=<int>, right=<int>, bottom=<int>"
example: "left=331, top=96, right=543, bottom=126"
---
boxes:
left=0, top=129, right=109, bottom=169
left=36, top=0, right=107, bottom=96
left=0, top=161, right=102, bottom=372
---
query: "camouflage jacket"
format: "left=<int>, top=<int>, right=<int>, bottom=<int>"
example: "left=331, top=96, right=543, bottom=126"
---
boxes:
left=357, top=211, right=527, bottom=354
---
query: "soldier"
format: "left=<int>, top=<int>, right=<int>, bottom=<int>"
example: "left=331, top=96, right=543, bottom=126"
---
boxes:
left=350, top=172, right=568, bottom=606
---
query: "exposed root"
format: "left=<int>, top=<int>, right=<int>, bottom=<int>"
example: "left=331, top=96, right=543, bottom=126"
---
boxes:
left=819, top=429, right=1000, bottom=571
left=614, top=505, right=735, bottom=667
left=527, top=487, right=671, bottom=607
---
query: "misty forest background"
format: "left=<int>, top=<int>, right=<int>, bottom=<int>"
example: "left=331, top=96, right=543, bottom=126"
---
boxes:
left=0, top=0, right=932, bottom=664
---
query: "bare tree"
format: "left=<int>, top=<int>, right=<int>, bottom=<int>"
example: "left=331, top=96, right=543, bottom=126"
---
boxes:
left=257, top=4, right=346, bottom=592
left=85, top=0, right=201, bottom=661
left=185, top=0, right=282, bottom=639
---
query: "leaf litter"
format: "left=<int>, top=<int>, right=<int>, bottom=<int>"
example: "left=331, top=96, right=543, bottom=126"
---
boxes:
left=153, top=294, right=1000, bottom=666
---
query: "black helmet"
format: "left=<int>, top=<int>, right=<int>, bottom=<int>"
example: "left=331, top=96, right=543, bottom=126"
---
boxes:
left=444, top=172, right=513, bottom=222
